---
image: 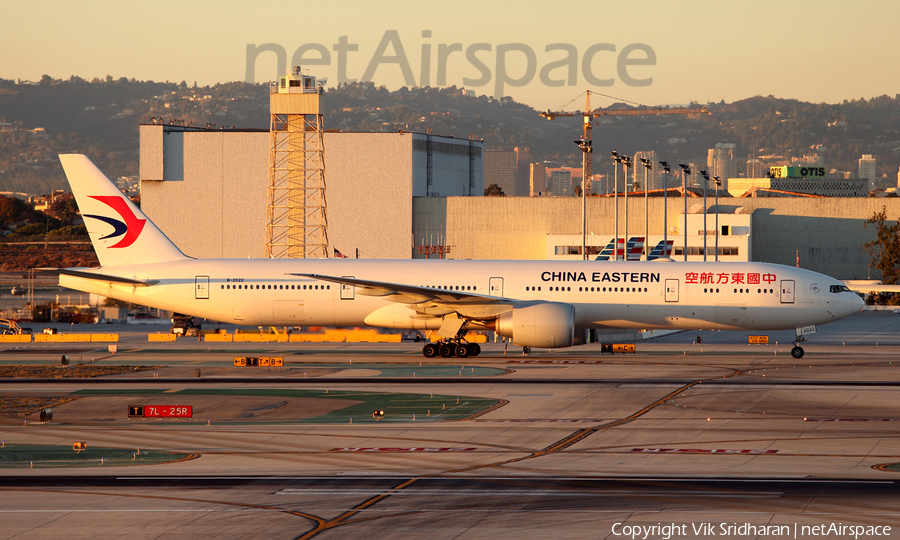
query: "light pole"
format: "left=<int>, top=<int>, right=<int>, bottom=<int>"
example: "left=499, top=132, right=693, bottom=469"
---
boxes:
left=622, top=156, right=633, bottom=260
left=678, top=164, right=691, bottom=261
left=713, top=176, right=721, bottom=262
left=640, top=158, right=652, bottom=260
left=699, top=170, right=709, bottom=262
left=610, top=151, right=623, bottom=260
left=659, top=161, right=671, bottom=258
left=575, top=138, right=592, bottom=260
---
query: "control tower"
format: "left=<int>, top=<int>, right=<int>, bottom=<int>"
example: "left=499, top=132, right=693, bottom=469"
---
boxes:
left=267, top=67, right=328, bottom=258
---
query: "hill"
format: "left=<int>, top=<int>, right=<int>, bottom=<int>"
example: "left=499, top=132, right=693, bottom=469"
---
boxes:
left=1, top=76, right=899, bottom=193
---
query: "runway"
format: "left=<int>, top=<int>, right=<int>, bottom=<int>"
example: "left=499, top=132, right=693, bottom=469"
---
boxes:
left=1, top=312, right=900, bottom=538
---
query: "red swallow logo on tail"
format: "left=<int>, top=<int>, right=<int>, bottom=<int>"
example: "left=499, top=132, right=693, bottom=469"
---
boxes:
left=83, top=196, right=146, bottom=248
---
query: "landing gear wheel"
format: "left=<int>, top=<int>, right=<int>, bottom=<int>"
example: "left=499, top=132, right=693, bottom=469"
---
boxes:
left=466, top=343, right=481, bottom=357
left=455, top=344, right=470, bottom=358
left=522, top=346, right=532, bottom=355
left=791, top=346, right=804, bottom=359
left=439, top=344, right=455, bottom=358
left=422, top=343, right=438, bottom=358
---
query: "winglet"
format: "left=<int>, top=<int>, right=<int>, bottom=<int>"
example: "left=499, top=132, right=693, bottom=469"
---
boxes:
left=59, top=154, right=188, bottom=267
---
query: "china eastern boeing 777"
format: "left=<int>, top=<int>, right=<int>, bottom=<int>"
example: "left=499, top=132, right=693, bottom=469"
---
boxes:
left=55, top=154, right=863, bottom=359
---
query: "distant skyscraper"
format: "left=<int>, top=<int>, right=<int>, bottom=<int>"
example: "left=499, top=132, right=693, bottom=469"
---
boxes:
left=549, top=169, right=573, bottom=196
left=707, top=143, right=737, bottom=189
left=633, top=151, right=658, bottom=190
left=858, top=154, right=877, bottom=191
left=514, top=147, right=531, bottom=196
left=483, top=147, right=517, bottom=195
left=796, top=153, right=825, bottom=167
left=530, top=162, right=547, bottom=196
left=746, top=158, right=766, bottom=178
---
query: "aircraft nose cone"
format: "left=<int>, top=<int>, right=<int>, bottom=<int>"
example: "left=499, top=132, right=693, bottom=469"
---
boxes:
left=852, top=293, right=865, bottom=312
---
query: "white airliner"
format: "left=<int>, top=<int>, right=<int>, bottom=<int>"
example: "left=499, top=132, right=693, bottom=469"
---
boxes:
left=56, top=154, right=863, bottom=359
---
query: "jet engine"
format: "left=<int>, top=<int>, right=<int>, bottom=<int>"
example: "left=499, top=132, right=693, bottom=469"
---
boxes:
left=494, top=302, right=575, bottom=348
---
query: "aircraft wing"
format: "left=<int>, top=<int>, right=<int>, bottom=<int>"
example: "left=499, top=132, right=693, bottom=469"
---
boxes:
left=288, top=273, right=516, bottom=319
left=47, top=268, right=159, bottom=286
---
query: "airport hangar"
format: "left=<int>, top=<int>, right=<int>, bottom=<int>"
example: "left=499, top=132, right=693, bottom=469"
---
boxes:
left=140, top=123, right=896, bottom=281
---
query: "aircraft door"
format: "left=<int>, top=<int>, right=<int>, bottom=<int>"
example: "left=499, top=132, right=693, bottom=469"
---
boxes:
left=780, top=280, right=795, bottom=304
left=340, top=276, right=355, bottom=300
left=195, top=276, right=209, bottom=300
left=489, top=277, right=504, bottom=297
left=665, top=279, right=679, bottom=302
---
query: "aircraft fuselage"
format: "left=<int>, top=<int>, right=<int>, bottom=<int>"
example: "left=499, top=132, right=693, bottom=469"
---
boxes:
left=60, top=258, right=862, bottom=331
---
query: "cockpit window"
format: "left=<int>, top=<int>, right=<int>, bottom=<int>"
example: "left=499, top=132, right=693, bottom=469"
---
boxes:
left=829, top=285, right=851, bottom=293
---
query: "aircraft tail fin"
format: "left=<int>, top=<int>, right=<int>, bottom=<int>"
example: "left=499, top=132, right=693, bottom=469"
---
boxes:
left=648, top=240, right=674, bottom=260
left=626, top=237, right=645, bottom=261
left=595, top=237, right=629, bottom=261
left=59, top=154, right=188, bottom=267
left=594, top=238, right=617, bottom=260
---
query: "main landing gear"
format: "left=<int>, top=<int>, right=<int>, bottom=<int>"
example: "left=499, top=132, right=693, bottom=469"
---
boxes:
left=421, top=319, right=481, bottom=358
left=422, top=340, right=481, bottom=359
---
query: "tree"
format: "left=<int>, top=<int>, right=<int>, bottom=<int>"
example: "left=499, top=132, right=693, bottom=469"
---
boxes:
left=48, top=193, right=79, bottom=224
left=484, top=184, right=505, bottom=196
left=0, top=196, right=27, bottom=227
left=573, top=185, right=582, bottom=196
left=863, top=205, right=900, bottom=284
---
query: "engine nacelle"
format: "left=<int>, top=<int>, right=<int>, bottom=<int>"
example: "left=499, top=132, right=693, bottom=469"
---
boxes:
left=495, top=302, right=575, bottom=348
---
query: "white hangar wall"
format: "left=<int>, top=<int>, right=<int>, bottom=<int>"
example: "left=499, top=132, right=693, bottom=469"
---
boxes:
left=140, top=125, right=482, bottom=260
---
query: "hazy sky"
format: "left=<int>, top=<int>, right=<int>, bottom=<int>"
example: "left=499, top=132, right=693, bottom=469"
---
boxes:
left=2, top=0, right=897, bottom=109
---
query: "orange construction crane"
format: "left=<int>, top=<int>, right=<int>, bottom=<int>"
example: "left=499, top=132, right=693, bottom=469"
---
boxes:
left=540, top=91, right=709, bottom=193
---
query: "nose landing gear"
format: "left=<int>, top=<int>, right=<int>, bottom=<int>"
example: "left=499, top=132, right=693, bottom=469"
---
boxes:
left=791, top=326, right=812, bottom=359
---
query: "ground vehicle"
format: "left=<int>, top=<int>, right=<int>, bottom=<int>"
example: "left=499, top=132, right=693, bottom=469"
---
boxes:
left=171, top=314, right=203, bottom=336
left=0, top=319, right=31, bottom=335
